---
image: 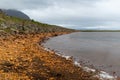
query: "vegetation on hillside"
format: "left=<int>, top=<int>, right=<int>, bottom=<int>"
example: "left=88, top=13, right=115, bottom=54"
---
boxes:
left=0, top=11, right=74, bottom=35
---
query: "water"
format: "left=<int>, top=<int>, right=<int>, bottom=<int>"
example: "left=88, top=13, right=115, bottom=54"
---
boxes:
left=43, top=32, right=120, bottom=76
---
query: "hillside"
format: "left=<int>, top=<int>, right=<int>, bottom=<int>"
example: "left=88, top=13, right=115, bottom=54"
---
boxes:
left=0, top=11, right=74, bottom=35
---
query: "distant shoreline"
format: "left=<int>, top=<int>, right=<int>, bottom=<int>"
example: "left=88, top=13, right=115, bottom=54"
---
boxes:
left=79, top=30, right=120, bottom=32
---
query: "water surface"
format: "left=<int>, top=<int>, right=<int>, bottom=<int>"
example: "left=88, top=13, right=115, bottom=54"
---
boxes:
left=44, top=32, right=120, bottom=76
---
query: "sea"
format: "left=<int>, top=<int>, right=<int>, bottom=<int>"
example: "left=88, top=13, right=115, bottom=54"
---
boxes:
left=43, top=32, right=120, bottom=76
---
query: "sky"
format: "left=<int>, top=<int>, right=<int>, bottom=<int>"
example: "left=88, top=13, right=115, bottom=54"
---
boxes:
left=0, top=0, right=120, bottom=30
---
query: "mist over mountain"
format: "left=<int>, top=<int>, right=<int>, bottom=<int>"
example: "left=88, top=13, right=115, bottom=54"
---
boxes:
left=1, top=9, right=30, bottom=20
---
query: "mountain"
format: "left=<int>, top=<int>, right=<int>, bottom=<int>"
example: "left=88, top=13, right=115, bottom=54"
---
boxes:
left=2, top=9, right=30, bottom=20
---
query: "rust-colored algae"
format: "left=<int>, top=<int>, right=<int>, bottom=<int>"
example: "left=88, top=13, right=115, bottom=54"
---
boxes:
left=0, top=32, right=99, bottom=80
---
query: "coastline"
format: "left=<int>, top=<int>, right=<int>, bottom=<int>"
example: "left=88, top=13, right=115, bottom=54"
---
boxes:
left=42, top=32, right=117, bottom=80
left=0, top=32, right=117, bottom=80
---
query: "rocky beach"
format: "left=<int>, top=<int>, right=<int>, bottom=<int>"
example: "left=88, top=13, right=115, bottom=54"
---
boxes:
left=0, top=32, right=102, bottom=80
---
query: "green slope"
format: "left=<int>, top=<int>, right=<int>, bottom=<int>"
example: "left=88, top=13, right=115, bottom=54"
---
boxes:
left=0, top=12, right=74, bottom=35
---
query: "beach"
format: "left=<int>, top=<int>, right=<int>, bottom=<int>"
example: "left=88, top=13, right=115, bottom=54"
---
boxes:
left=0, top=32, right=102, bottom=80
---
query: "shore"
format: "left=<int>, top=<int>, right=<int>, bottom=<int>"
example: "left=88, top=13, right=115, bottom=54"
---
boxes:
left=0, top=32, right=116, bottom=80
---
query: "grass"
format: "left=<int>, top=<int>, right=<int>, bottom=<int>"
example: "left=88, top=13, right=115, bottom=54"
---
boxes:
left=0, top=12, right=75, bottom=35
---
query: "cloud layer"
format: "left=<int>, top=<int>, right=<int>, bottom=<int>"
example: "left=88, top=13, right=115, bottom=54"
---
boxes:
left=1, top=0, right=120, bottom=29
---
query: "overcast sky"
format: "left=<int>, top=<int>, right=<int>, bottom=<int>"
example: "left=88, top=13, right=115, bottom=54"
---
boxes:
left=0, top=0, right=120, bottom=29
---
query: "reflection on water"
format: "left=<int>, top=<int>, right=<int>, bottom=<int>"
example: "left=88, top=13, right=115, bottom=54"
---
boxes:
left=44, top=32, right=120, bottom=76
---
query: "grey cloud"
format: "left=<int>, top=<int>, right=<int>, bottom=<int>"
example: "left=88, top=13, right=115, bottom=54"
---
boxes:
left=0, top=0, right=53, bottom=10
left=0, top=0, right=102, bottom=9
left=0, top=0, right=120, bottom=29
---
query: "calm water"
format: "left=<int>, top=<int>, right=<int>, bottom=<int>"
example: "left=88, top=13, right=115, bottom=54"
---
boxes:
left=44, top=32, right=120, bottom=76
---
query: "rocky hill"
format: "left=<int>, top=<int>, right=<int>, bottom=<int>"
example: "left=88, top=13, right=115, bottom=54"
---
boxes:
left=0, top=11, right=74, bottom=36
